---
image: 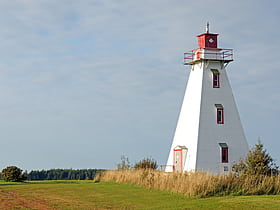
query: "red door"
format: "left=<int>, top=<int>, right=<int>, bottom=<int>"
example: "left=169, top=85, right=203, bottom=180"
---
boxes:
left=173, top=149, right=183, bottom=172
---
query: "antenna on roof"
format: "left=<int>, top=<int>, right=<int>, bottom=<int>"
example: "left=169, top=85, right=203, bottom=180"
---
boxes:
left=206, top=22, right=209, bottom=33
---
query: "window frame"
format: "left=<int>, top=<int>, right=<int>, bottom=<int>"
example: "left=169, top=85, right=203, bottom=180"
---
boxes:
left=217, top=108, right=224, bottom=124
left=221, top=147, right=229, bottom=163
left=215, top=104, right=224, bottom=124
left=213, top=73, right=220, bottom=88
left=211, top=69, right=220, bottom=88
left=219, top=143, right=229, bottom=163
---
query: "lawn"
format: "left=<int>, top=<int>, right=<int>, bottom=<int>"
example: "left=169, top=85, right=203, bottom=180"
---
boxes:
left=0, top=180, right=280, bottom=209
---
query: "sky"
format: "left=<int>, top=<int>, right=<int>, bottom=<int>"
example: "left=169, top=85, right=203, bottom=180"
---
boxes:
left=0, top=0, right=279, bottom=171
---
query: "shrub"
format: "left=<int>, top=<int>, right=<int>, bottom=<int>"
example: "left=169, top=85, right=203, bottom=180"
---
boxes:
left=233, top=141, right=279, bottom=176
left=1, top=166, right=27, bottom=182
left=134, top=158, right=158, bottom=170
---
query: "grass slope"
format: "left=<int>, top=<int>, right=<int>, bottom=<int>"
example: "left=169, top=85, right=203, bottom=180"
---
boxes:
left=0, top=180, right=280, bottom=209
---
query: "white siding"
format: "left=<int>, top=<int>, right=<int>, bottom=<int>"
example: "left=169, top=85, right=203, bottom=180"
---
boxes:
left=166, top=59, right=248, bottom=174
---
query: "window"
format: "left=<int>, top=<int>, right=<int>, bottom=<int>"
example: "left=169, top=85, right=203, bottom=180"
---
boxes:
left=219, top=143, right=228, bottom=163
left=213, top=74, right=220, bottom=88
left=211, top=69, right=220, bottom=88
left=217, top=109, right=224, bottom=124
left=221, top=148, right=228, bottom=163
left=215, top=104, right=224, bottom=124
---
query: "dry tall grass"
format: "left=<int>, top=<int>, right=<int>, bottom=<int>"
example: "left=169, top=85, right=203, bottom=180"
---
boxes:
left=95, top=169, right=280, bottom=197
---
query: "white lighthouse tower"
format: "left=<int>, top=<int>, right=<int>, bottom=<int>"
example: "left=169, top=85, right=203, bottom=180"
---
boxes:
left=166, top=25, right=249, bottom=174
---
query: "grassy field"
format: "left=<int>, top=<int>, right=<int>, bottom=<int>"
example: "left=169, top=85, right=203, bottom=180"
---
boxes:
left=1, top=180, right=280, bottom=209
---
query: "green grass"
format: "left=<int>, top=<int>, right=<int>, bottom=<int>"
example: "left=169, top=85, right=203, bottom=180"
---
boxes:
left=0, top=180, right=280, bottom=209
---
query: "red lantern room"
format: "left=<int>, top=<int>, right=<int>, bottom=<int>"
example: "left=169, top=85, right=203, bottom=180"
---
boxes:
left=197, top=22, right=218, bottom=49
left=197, top=32, right=218, bottom=49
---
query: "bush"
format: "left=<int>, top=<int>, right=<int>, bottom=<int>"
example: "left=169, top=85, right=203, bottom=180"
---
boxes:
left=134, top=158, right=158, bottom=170
left=233, top=141, right=278, bottom=176
left=1, top=166, right=27, bottom=182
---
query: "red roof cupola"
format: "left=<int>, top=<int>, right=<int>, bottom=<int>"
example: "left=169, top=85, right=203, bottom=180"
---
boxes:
left=197, top=32, right=218, bottom=49
left=197, top=23, right=218, bottom=49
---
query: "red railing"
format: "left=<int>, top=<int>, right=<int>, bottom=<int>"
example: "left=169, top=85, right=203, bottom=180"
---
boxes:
left=184, top=48, right=233, bottom=64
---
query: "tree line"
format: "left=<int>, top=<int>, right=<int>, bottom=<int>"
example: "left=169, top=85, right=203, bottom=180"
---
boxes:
left=27, top=169, right=104, bottom=180
left=0, top=168, right=104, bottom=181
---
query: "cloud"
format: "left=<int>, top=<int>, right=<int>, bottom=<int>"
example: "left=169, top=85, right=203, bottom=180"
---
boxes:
left=0, top=0, right=279, bottom=170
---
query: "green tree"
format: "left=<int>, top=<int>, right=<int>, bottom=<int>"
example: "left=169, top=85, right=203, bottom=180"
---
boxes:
left=1, top=166, right=27, bottom=182
left=134, top=158, right=158, bottom=170
left=233, top=141, right=278, bottom=176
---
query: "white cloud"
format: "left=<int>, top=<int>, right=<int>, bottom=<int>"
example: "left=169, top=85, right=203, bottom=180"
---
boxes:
left=0, top=0, right=279, bottom=170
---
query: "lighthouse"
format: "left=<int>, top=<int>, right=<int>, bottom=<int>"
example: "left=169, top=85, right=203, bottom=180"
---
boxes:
left=165, top=25, right=249, bottom=174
